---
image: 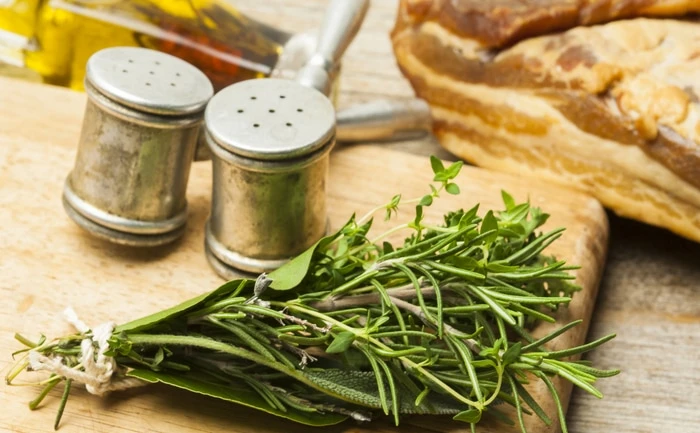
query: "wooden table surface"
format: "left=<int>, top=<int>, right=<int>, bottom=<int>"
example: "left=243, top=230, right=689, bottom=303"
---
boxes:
left=230, top=1, right=700, bottom=432
left=0, top=1, right=697, bottom=432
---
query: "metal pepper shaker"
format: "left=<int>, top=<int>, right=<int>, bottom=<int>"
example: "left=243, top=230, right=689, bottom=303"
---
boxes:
left=204, top=78, right=336, bottom=275
left=203, top=0, right=368, bottom=277
left=63, top=47, right=213, bottom=246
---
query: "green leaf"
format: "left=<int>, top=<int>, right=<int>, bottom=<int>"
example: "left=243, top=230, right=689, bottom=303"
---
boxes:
left=376, top=357, right=399, bottom=425
left=449, top=256, right=481, bottom=272
left=115, top=279, right=249, bottom=333
left=506, top=374, right=527, bottom=433
left=385, top=194, right=401, bottom=220
left=498, top=225, right=526, bottom=238
left=513, top=379, right=552, bottom=426
left=430, top=155, right=445, bottom=174
left=434, top=162, right=462, bottom=182
left=382, top=241, right=394, bottom=254
left=415, top=387, right=430, bottom=407
left=326, top=331, right=356, bottom=354
left=502, top=342, right=522, bottom=365
left=128, top=369, right=346, bottom=427
left=446, top=335, right=483, bottom=402
left=106, top=336, right=133, bottom=357
left=535, top=372, right=569, bottom=433
left=480, top=211, right=499, bottom=244
left=445, top=183, right=460, bottom=195
left=541, top=334, right=617, bottom=359
left=268, top=230, right=342, bottom=291
left=501, top=190, right=515, bottom=210
left=413, top=205, right=424, bottom=227
left=454, top=408, right=482, bottom=423
left=445, top=161, right=464, bottom=179
left=502, top=203, right=530, bottom=224
left=419, top=194, right=433, bottom=206
left=367, top=316, right=391, bottom=333
left=333, top=237, right=348, bottom=258
left=305, top=369, right=463, bottom=416
left=565, top=363, right=621, bottom=378
left=389, top=194, right=401, bottom=208
left=304, top=369, right=383, bottom=409
left=363, top=349, right=389, bottom=415
left=522, top=320, right=582, bottom=351
left=153, top=347, right=165, bottom=366
left=486, top=261, right=519, bottom=273
left=463, top=204, right=480, bottom=222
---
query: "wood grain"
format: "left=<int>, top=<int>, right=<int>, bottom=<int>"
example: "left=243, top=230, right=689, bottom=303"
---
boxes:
left=0, top=77, right=608, bottom=433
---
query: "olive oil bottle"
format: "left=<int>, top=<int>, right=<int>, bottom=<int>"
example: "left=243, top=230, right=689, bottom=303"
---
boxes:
left=0, top=0, right=290, bottom=91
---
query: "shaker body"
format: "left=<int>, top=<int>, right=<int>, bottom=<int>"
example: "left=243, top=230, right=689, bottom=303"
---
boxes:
left=63, top=46, right=213, bottom=246
left=204, top=78, right=335, bottom=274
left=66, top=88, right=200, bottom=234
left=207, top=146, right=330, bottom=273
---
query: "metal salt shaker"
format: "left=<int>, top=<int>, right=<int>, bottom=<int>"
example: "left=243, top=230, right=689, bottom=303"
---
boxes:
left=204, top=78, right=336, bottom=275
left=63, top=47, right=213, bottom=246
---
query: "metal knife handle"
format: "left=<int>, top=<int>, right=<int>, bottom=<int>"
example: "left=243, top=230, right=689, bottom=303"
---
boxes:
left=296, top=0, right=370, bottom=95
left=314, top=0, right=369, bottom=67
left=336, top=98, right=433, bottom=142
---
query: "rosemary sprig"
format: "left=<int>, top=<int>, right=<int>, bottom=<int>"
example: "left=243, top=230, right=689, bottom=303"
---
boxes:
left=7, top=156, right=619, bottom=431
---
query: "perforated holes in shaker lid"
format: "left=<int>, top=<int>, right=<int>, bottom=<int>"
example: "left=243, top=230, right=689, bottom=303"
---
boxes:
left=205, top=78, right=336, bottom=160
left=86, top=47, right=214, bottom=115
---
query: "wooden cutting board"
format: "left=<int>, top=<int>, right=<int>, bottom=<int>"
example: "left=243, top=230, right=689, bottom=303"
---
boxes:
left=0, top=77, right=608, bottom=433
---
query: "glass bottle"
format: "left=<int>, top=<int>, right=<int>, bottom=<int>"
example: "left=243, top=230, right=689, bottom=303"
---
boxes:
left=0, top=0, right=291, bottom=91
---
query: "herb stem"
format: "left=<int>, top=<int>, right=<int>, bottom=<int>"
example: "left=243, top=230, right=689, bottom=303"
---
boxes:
left=369, top=223, right=410, bottom=244
left=29, top=375, right=60, bottom=410
left=388, top=297, right=480, bottom=354
left=325, top=269, right=381, bottom=298
left=54, top=378, right=72, bottom=430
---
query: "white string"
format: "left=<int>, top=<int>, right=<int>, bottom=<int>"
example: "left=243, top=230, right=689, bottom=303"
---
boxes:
left=28, top=307, right=145, bottom=395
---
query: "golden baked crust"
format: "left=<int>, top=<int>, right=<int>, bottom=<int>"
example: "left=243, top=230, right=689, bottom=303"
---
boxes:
left=392, top=4, right=700, bottom=241
left=397, top=0, right=700, bottom=48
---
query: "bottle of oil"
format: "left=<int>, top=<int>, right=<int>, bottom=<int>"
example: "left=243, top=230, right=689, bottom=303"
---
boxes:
left=0, top=0, right=290, bottom=91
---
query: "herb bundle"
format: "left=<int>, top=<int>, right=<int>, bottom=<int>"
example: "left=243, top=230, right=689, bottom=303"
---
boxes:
left=7, top=157, right=618, bottom=432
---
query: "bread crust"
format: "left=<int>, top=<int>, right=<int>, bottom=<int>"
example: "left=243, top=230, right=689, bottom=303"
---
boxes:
left=392, top=6, right=700, bottom=241
left=396, top=0, right=700, bottom=48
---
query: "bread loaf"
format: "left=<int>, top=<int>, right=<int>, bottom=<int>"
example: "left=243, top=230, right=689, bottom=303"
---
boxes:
left=392, top=0, right=700, bottom=242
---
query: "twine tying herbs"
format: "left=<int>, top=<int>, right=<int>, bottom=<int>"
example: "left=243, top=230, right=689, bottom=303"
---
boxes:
left=27, top=308, right=144, bottom=395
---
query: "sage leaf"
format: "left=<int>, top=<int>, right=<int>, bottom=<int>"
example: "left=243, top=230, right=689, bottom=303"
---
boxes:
left=115, top=279, right=249, bottom=333
left=268, top=231, right=342, bottom=291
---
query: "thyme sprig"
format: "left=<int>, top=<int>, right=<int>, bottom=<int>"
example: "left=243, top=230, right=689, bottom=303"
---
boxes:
left=7, top=156, right=618, bottom=432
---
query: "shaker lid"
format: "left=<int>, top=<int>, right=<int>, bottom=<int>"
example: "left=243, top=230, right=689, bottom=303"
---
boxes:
left=205, top=78, right=335, bottom=160
left=86, top=47, right=213, bottom=116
